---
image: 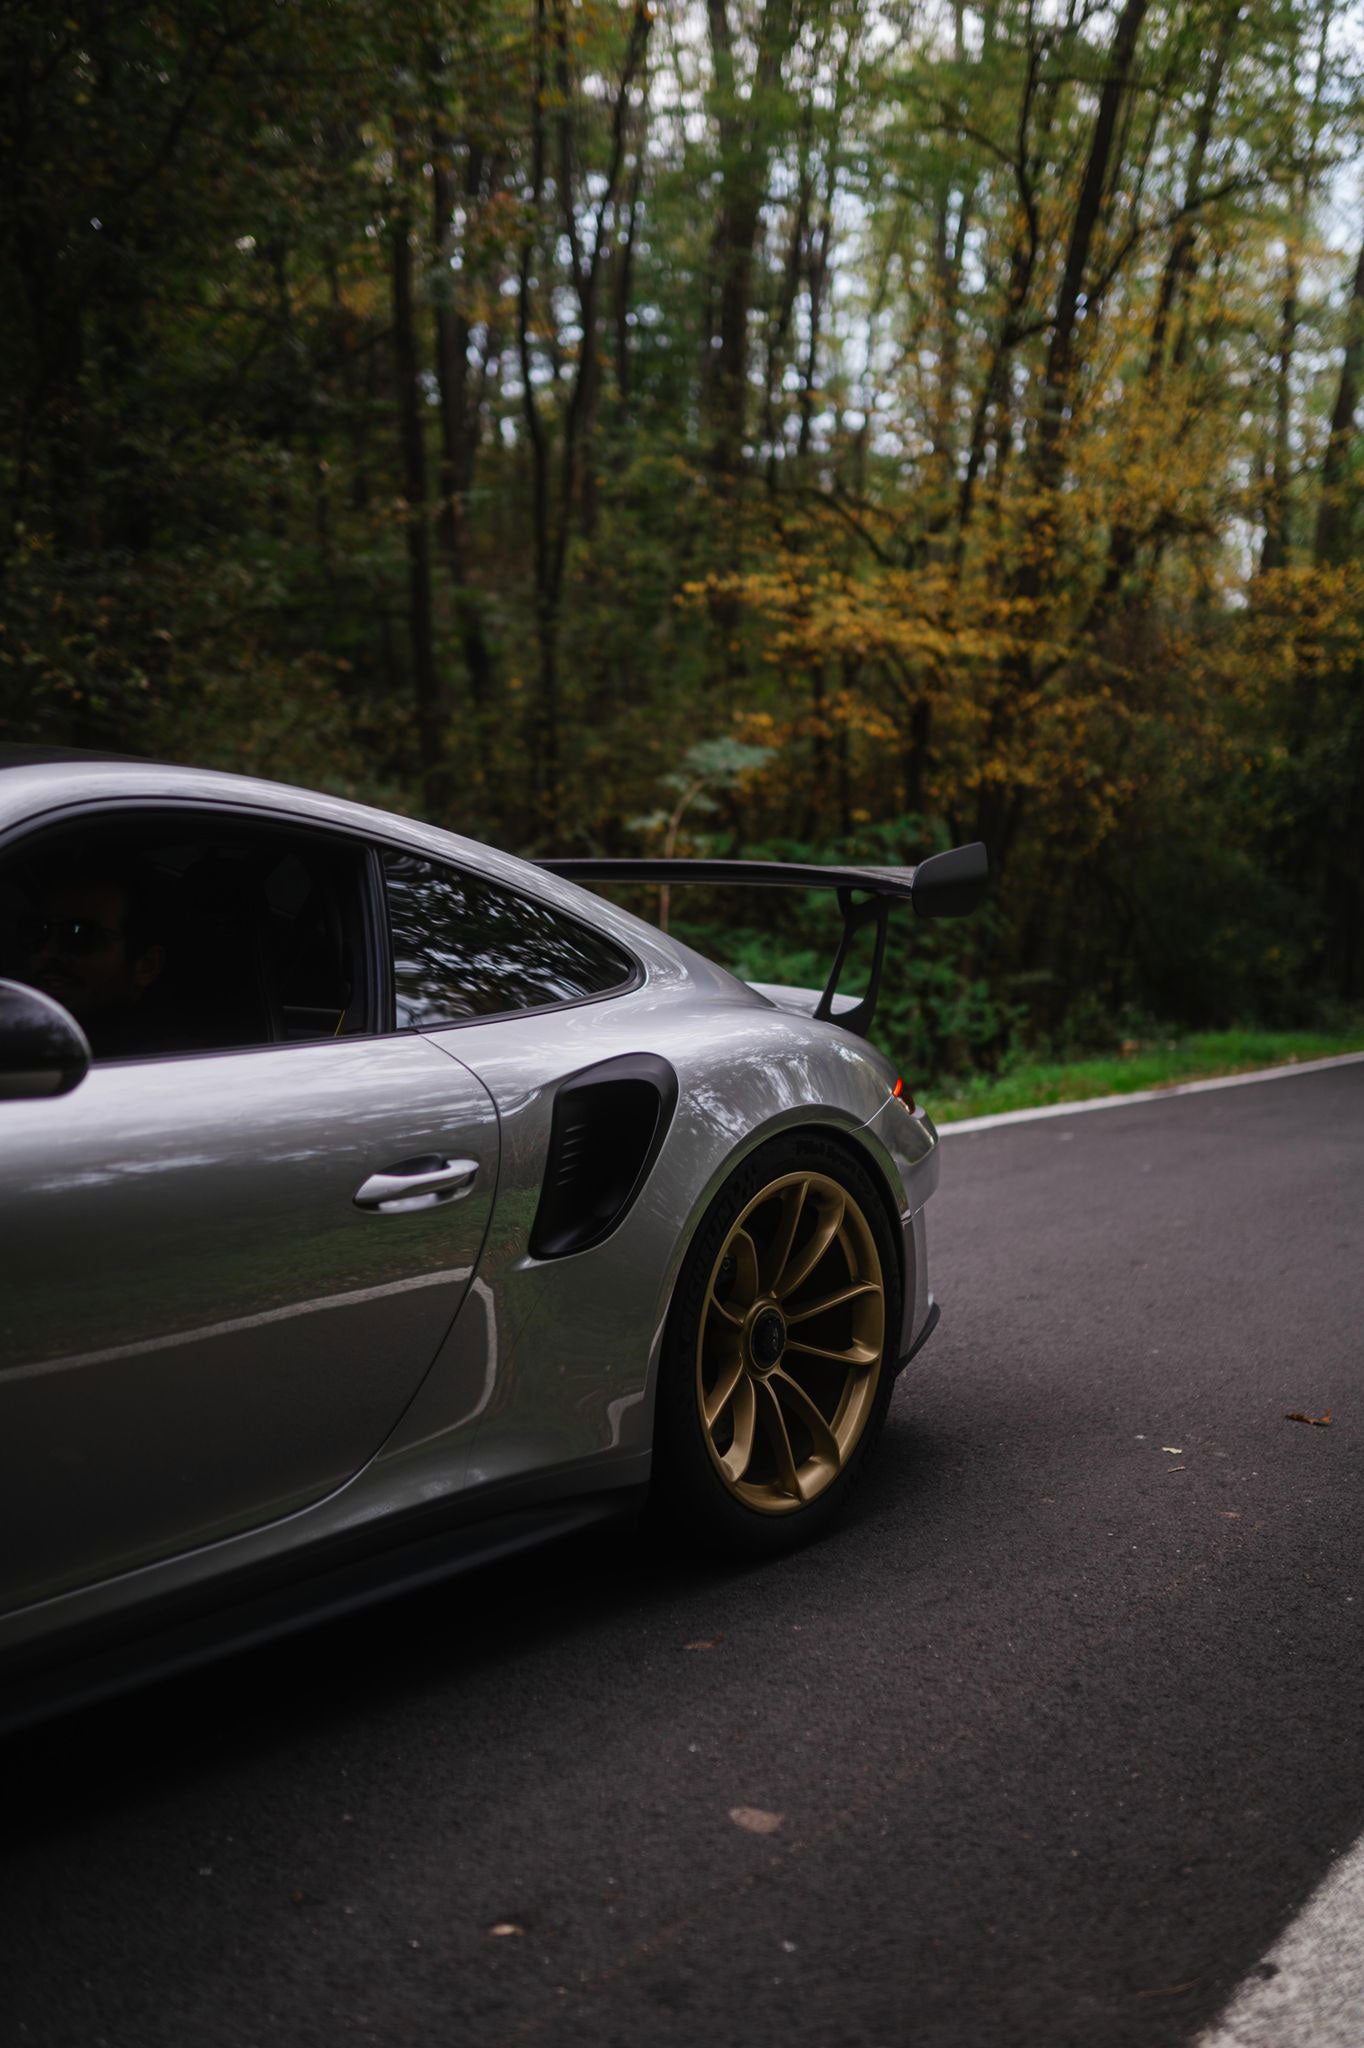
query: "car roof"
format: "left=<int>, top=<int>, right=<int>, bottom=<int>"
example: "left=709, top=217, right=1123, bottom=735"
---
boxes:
left=0, top=745, right=725, bottom=996
left=0, top=744, right=137, bottom=769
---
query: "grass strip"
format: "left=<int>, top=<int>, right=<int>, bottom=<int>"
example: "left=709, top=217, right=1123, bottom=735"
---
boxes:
left=926, top=1027, right=1364, bottom=1124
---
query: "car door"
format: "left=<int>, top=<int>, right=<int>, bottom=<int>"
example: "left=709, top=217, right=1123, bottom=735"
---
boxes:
left=0, top=823, right=500, bottom=1615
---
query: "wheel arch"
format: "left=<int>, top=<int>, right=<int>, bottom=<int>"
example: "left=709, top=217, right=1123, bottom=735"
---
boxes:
left=797, top=1120, right=910, bottom=1325
left=645, top=1113, right=909, bottom=1551
left=644, top=1102, right=910, bottom=1438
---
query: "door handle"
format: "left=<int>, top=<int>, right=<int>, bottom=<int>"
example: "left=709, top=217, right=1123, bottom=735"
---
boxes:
left=354, top=1156, right=479, bottom=1214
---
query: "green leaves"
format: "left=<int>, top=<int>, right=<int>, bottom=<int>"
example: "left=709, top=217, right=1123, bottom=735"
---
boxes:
left=4, top=0, right=1362, bottom=1053
left=677, top=736, right=775, bottom=782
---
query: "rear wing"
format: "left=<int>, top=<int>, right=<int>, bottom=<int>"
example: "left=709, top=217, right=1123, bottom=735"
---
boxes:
left=537, top=841, right=988, bottom=1038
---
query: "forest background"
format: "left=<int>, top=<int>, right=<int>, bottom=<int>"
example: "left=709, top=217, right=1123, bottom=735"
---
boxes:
left=3, top=0, right=1363, bottom=1083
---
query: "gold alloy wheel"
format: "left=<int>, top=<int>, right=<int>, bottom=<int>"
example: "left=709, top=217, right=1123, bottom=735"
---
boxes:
left=696, top=1170, right=886, bottom=1515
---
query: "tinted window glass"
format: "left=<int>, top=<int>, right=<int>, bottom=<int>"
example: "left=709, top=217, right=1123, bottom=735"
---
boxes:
left=384, top=851, right=635, bottom=1026
left=0, top=817, right=367, bottom=1060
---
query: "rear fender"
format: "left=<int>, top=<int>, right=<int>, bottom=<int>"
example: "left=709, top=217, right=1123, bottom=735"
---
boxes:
left=379, top=993, right=929, bottom=1496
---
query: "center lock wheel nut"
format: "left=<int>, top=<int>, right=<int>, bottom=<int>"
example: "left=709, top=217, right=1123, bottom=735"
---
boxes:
left=749, top=1307, right=786, bottom=1372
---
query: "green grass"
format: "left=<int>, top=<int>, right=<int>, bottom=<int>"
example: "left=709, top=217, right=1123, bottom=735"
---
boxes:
left=925, top=1027, right=1364, bottom=1124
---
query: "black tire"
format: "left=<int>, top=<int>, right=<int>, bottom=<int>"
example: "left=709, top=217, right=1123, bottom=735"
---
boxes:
left=649, top=1129, right=902, bottom=1560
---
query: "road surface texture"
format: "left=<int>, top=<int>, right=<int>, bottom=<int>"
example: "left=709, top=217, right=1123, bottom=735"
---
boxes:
left=2, top=1062, right=1361, bottom=2048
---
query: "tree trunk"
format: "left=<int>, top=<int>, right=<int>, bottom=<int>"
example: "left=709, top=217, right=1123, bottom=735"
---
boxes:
left=518, top=0, right=651, bottom=828
left=431, top=140, right=479, bottom=587
left=1261, top=0, right=1335, bottom=573
left=390, top=171, right=444, bottom=803
left=704, top=0, right=795, bottom=479
left=1030, top=0, right=1149, bottom=499
left=1086, top=6, right=1240, bottom=610
left=762, top=165, right=808, bottom=487
left=519, top=0, right=556, bottom=824
left=1146, top=6, right=1238, bottom=380
left=1314, top=233, right=1364, bottom=566
left=612, top=140, right=646, bottom=407
left=954, top=30, right=1045, bottom=554
left=1261, top=253, right=1300, bottom=574
left=797, top=202, right=833, bottom=464
left=430, top=126, right=498, bottom=748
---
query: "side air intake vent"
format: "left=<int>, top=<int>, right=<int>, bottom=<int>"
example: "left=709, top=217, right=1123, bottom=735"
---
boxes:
left=529, top=1053, right=678, bottom=1260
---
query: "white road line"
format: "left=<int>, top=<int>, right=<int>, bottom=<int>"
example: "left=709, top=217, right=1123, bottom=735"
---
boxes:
left=936, top=1050, right=1364, bottom=1135
left=1195, top=1836, right=1364, bottom=2047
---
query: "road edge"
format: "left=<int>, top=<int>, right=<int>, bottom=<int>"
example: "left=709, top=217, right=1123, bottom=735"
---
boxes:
left=936, top=1049, right=1364, bottom=1136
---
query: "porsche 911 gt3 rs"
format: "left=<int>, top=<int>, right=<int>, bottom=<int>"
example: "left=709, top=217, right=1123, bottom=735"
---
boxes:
left=0, top=746, right=986, bottom=1725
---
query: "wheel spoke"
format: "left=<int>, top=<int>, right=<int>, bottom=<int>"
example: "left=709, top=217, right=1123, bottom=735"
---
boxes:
left=761, top=1178, right=808, bottom=1293
left=776, top=1191, right=846, bottom=1299
left=771, top=1369, right=841, bottom=1471
left=754, top=1377, right=804, bottom=1499
left=727, top=1228, right=760, bottom=1306
left=718, top=1374, right=757, bottom=1484
left=785, top=1280, right=882, bottom=1326
left=784, top=1335, right=881, bottom=1370
left=708, top=1290, right=743, bottom=1329
left=703, top=1354, right=745, bottom=1429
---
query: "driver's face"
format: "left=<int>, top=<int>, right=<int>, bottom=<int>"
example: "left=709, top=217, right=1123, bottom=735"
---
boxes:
left=26, top=878, right=162, bottom=1023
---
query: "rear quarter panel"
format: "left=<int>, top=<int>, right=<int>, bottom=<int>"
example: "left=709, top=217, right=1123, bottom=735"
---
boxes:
left=378, top=960, right=938, bottom=1508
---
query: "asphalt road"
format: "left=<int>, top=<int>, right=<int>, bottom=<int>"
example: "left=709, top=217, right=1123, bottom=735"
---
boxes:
left=3, top=1063, right=1362, bottom=2048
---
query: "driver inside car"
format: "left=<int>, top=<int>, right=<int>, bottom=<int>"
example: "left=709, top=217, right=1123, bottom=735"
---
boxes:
left=19, top=865, right=171, bottom=1061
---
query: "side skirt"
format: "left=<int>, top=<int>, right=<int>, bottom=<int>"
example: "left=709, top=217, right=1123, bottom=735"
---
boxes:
left=0, top=1482, right=646, bottom=1736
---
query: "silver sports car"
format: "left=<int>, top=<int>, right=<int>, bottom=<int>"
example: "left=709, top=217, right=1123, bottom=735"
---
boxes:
left=0, top=747, right=986, bottom=1724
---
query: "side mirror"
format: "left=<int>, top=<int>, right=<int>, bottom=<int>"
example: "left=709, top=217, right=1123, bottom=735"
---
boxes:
left=911, top=841, right=989, bottom=920
left=0, top=978, right=91, bottom=1100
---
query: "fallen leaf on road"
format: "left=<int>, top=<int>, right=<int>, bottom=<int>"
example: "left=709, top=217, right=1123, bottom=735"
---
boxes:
left=489, top=1922, right=526, bottom=1937
left=1285, top=1411, right=1332, bottom=1427
left=730, top=1806, right=782, bottom=1835
left=685, top=1635, right=725, bottom=1650
left=1220, top=1511, right=1241, bottom=1519
left=1161, top=1446, right=1182, bottom=1454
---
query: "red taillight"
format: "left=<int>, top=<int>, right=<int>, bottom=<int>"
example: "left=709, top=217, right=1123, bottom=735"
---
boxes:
left=892, top=1076, right=916, bottom=1111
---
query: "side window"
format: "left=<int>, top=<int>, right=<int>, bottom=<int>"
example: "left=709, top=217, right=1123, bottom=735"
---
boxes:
left=383, top=851, right=636, bottom=1027
left=0, top=814, right=370, bottom=1061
